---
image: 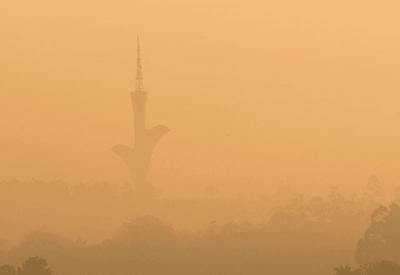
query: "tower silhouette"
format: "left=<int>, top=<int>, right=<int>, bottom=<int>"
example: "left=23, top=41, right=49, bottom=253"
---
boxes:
left=113, top=37, right=169, bottom=194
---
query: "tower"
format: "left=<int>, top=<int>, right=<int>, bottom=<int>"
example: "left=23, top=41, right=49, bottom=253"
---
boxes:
left=113, top=37, right=169, bottom=194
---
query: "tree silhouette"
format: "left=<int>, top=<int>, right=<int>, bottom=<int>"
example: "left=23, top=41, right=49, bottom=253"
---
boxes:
left=18, top=257, right=51, bottom=275
left=357, top=261, right=400, bottom=275
left=0, top=265, right=16, bottom=275
left=113, top=215, right=175, bottom=246
left=333, top=265, right=353, bottom=275
left=355, top=204, right=400, bottom=264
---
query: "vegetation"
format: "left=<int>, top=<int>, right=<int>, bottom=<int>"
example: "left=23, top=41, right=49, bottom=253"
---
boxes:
left=0, top=180, right=398, bottom=274
left=0, top=257, right=51, bottom=275
left=334, top=261, right=400, bottom=275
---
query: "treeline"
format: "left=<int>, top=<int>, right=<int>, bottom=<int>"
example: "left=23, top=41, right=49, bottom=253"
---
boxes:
left=334, top=261, right=400, bottom=275
left=0, top=177, right=398, bottom=274
left=0, top=177, right=390, bottom=243
left=1, top=201, right=399, bottom=274
left=0, top=257, right=51, bottom=275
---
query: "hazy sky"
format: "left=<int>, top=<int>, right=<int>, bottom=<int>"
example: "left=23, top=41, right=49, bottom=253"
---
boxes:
left=1, top=0, right=400, bottom=196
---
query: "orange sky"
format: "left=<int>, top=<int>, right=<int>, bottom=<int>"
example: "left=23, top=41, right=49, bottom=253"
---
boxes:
left=1, top=0, right=400, bottom=196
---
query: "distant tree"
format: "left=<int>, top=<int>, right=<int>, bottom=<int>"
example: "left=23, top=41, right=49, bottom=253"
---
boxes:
left=333, top=265, right=353, bottom=275
left=362, top=175, right=384, bottom=206
left=0, top=265, right=16, bottom=275
left=356, top=260, right=400, bottom=275
left=18, top=257, right=51, bottom=275
left=355, top=204, right=400, bottom=264
left=113, top=216, right=175, bottom=246
left=334, top=261, right=400, bottom=275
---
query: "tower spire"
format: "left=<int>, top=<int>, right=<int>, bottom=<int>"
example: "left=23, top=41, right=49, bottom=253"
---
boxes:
left=113, top=37, right=169, bottom=196
left=136, top=35, right=144, bottom=93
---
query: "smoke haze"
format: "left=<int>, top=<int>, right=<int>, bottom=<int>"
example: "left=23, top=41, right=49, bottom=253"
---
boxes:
left=2, top=0, right=400, bottom=196
left=1, top=1, right=400, bottom=274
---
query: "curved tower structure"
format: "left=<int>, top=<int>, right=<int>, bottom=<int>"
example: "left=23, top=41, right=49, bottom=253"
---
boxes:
left=113, top=37, right=169, bottom=194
